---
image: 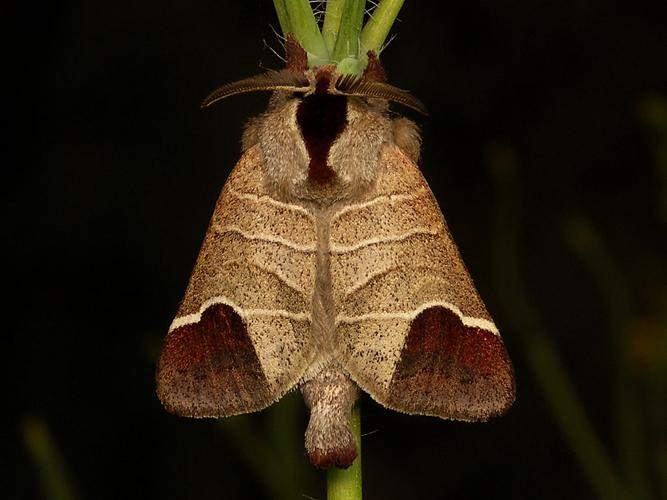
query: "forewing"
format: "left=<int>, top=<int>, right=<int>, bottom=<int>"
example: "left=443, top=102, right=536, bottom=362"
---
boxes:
left=331, top=144, right=515, bottom=421
left=157, top=146, right=317, bottom=417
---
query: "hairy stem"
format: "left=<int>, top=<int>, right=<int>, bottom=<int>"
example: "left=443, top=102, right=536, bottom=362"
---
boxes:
left=272, top=0, right=291, bottom=37
left=323, top=0, right=347, bottom=55
left=282, top=0, right=329, bottom=65
left=332, top=0, right=365, bottom=61
left=273, top=0, right=405, bottom=73
left=360, top=0, right=405, bottom=53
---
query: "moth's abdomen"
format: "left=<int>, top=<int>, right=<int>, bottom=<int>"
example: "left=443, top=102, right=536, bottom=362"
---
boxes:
left=301, top=366, right=359, bottom=469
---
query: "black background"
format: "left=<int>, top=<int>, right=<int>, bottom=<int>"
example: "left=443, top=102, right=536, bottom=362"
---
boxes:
left=6, top=1, right=666, bottom=499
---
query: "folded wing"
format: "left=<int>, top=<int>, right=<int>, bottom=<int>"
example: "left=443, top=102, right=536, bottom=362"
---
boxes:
left=331, top=144, right=515, bottom=421
left=157, top=146, right=317, bottom=417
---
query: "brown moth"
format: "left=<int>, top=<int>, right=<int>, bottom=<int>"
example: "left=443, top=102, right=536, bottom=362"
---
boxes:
left=156, top=39, right=515, bottom=469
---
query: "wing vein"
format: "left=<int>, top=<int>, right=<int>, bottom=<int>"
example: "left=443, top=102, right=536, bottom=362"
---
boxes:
left=170, top=296, right=310, bottom=333
left=336, top=300, right=499, bottom=335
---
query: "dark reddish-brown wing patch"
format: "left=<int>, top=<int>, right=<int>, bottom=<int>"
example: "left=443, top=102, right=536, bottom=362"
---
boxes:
left=388, top=306, right=515, bottom=421
left=156, top=303, right=272, bottom=417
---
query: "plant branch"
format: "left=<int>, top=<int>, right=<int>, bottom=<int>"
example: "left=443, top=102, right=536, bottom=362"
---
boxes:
left=272, top=0, right=291, bottom=38
left=332, top=0, right=365, bottom=61
left=360, top=0, right=405, bottom=53
left=327, top=402, right=362, bottom=500
left=282, top=0, right=330, bottom=65
left=323, top=0, right=347, bottom=55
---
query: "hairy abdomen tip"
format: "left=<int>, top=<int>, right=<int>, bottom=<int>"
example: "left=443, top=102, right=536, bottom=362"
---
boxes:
left=305, top=419, right=357, bottom=469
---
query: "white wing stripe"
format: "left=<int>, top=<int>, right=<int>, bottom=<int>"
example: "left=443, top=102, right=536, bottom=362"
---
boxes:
left=212, top=224, right=317, bottom=252
left=169, top=295, right=310, bottom=333
left=228, top=189, right=314, bottom=219
left=336, top=300, right=499, bottom=336
left=330, top=227, right=440, bottom=254
left=331, top=189, right=428, bottom=221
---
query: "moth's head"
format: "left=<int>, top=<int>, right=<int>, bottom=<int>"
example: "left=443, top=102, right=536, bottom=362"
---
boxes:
left=200, top=64, right=428, bottom=117
left=200, top=48, right=427, bottom=203
left=201, top=34, right=426, bottom=123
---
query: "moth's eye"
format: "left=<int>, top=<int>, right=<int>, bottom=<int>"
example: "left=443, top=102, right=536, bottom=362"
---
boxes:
left=289, top=92, right=304, bottom=100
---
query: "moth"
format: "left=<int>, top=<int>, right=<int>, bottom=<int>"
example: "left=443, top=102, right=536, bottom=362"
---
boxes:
left=156, top=38, right=515, bottom=469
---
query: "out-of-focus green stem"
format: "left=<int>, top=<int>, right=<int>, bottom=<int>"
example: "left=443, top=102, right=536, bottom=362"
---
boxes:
left=22, top=417, right=77, bottom=500
left=327, top=402, right=362, bottom=500
left=563, top=218, right=652, bottom=500
left=638, top=95, right=667, bottom=498
left=323, top=0, right=347, bottom=55
left=639, top=95, right=667, bottom=224
left=487, top=143, right=631, bottom=500
left=219, top=393, right=309, bottom=500
left=360, top=0, right=405, bottom=53
left=267, top=391, right=309, bottom=498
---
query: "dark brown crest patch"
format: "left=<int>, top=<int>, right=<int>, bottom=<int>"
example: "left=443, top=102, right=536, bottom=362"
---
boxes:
left=362, top=50, right=387, bottom=82
left=388, top=306, right=515, bottom=421
left=156, top=303, right=271, bottom=417
left=296, top=73, right=348, bottom=185
left=286, top=33, right=308, bottom=72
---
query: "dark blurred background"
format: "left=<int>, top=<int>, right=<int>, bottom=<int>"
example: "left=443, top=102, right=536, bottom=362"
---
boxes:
left=5, top=1, right=667, bottom=499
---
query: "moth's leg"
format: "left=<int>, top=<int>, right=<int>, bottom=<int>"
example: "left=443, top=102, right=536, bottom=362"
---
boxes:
left=300, top=365, right=359, bottom=469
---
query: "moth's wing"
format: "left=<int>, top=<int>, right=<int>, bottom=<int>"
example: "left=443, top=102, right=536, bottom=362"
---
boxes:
left=157, top=145, right=317, bottom=417
left=332, top=144, right=515, bottom=421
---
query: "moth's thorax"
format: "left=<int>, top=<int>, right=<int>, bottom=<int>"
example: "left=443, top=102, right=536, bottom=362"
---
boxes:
left=254, top=67, right=393, bottom=205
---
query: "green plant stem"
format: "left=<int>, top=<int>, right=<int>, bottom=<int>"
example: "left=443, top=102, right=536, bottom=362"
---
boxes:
left=332, top=0, right=365, bottom=61
left=332, top=0, right=367, bottom=75
left=272, top=0, right=291, bottom=38
left=327, top=402, right=362, bottom=500
left=322, top=0, right=347, bottom=55
left=487, top=144, right=632, bottom=500
left=359, top=0, right=405, bottom=53
left=282, top=0, right=329, bottom=66
left=273, top=0, right=405, bottom=74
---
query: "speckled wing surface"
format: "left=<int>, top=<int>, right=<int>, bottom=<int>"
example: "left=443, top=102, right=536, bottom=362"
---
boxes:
left=157, top=145, right=317, bottom=417
left=331, top=144, right=515, bottom=421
